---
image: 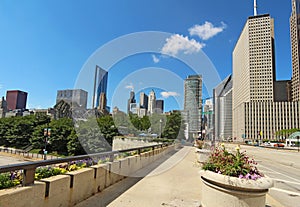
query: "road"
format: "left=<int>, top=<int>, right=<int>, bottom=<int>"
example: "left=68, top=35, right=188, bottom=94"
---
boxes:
left=0, top=154, right=28, bottom=166
left=226, top=144, right=300, bottom=207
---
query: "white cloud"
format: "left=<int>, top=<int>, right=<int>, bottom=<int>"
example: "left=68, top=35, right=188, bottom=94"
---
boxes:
left=161, top=34, right=205, bottom=56
left=125, top=83, right=134, bottom=91
left=152, top=54, right=160, bottom=63
left=189, top=21, right=226, bottom=40
left=161, top=91, right=180, bottom=98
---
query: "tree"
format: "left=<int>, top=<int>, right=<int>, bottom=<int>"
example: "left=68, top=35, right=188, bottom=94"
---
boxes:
left=162, top=111, right=184, bottom=140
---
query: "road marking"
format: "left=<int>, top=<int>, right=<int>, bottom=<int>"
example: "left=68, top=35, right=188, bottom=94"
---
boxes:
left=272, top=178, right=300, bottom=186
left=259, top=164, right=300, bottom=183
left=270, top=187, right=300, bottom=197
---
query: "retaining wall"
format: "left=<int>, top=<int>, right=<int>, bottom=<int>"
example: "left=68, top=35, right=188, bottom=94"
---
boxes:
left=0, top=144, right=176, bottom=207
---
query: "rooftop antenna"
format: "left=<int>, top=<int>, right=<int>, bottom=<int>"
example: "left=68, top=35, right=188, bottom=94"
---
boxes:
left=254, top=0, right=258, bottom=16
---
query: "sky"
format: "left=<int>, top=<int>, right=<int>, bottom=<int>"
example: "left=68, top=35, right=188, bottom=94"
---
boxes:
left=0, top=0, right=293, bottom=112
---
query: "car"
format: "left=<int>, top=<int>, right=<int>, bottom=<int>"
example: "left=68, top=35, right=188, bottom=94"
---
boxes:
left=273, top=143, right=285, bottom=147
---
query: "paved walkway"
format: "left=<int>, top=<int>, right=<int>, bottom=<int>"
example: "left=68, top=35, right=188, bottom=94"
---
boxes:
left=75, top=146, right=284, bottom=207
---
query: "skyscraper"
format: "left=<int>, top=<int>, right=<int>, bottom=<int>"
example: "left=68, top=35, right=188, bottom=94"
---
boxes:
left=232, top=13, right=275, bottom=139
left=92, top=65, right=108, bottom=108
left=290, top=0, right=300, bottom=101
left=6, top=90, right=27, bottom=111
left=148, top=90, right=156, bottom=114
left=127, top=90, right=136, bottom=114
left=232, top=3, right=300, bottom=142
left=155, top=100, right=164, bottom=114
left=139, top=92, right=148, bottom=110
left=184, top=75, right=202, bottom=139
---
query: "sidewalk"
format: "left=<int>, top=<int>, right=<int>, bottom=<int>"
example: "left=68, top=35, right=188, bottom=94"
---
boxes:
left=75, top=146, right=284, bottom=207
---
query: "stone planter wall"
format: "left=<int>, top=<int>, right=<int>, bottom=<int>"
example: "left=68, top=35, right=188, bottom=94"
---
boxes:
left=0, top=144, right=177, bottom=207
left=200, top=170, right=273, bottom=207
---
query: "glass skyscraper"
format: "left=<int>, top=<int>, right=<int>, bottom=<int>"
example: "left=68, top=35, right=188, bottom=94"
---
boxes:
left=93, top=65, right=108, bottom=108
left=184, top=75, right=202, bottom=140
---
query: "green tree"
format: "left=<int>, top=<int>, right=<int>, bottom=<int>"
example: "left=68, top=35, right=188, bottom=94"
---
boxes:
left=162, top=111, right=184, bottom=140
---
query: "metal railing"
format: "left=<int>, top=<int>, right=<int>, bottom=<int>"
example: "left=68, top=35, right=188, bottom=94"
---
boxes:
left=0, top=143, right=170, bottom=186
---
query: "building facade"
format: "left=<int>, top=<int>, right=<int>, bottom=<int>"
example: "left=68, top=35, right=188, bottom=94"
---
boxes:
left=56, top=89, right=88, bottom=108
left=6, top=90, right=28, bottom=111
left=155, top=100, right=164, bottom=114
left=214, top=75, right=233, bottom=142
left=290, top=0, right=300, bottom=101
left=127, top=91, right=136, bottom=114
left=184, top=75, right=202, bottom=139
left=148, top=90, right=156, bottom=115
left=139, top=92, right=148, bottom=110
left=233, top=14, right=276, bottom=140
left=93, top=65, right=108, bottom=108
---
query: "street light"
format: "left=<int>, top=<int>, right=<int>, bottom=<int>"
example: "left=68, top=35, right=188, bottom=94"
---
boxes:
left=43, top=127, right=51, bottom=160
left=159, top=119, right=162, bottom=138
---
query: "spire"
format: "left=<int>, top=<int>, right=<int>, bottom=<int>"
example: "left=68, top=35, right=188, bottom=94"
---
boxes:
left=254, top=0, right=257, bottom=16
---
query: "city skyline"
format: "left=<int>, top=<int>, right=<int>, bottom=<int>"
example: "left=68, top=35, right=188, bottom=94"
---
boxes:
left=0, top=1, right=292, bottom=112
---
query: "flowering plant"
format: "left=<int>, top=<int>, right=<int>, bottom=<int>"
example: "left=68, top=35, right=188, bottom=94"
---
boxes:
left=202, top=144, right=263, bottom=180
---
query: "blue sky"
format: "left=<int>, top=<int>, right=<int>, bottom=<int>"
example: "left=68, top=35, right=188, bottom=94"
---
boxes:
left=0, top=0, right=292, bottom=112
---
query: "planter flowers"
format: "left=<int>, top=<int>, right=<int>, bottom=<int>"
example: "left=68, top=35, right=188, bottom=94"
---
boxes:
left=200, top=144, right=273, bottom=207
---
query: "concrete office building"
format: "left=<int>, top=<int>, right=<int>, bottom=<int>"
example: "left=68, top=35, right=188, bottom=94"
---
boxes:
left=214, top=75, right=233, bottom=142
left=290, top=0, right=300, bottom=101
left=232, top=2, right=300, bottom=142
left=148, top=90, right=156, bottom=115
left=56, top=89, right=88, bottom=108
left=184, top=75, right=202, bottom=139
left=6, top=90, right=28, bottom=111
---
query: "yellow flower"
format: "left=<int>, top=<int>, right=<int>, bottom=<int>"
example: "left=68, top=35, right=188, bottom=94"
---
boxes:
left=235, top=146, right=240, bottom=151
left=221, top=143, right=225, bottom=148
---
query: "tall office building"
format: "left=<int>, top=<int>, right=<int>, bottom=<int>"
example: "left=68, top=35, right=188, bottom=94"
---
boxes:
left=290, top=0, right=300, bottom=101
left=139, top=92, right=148, bottom=110
left=92, top=65, right=108, bottom=108
left=232, top=3, right=300, bottom=142
left=127, top=91, right=136, bottom=114
left=155, top=100, right=164, bottom=114
left=6, top=90, right=27, bottom=111
left=56, top=89, right=88, bottom=108
left=184, top=75, right=202, bottom=139
left=232, top=12, right=276, bottom=139
left=148, top=90, right=156, bottom=114
left=214, top=75, right=233, bottom=142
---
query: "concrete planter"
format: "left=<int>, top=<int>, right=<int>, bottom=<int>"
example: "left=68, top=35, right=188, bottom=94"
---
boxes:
left=195, top=149, right=210, bottom=163
left=200, top=170, right=273, bottom=207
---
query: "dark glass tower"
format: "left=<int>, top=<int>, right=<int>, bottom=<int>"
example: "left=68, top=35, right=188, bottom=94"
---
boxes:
left=92, top=65, right=108, bottom=108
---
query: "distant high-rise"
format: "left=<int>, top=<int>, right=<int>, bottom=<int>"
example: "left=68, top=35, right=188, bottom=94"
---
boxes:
left=290, top=0, right=300, bottom=101
left=127, top=91, right=136, bottom=114
left=184, top=75, right=202, bottom=139
left=148, top=90, right=156, bottom=114
left=6, top=90, right=27, bottom=111
left=139, top=92, right=148, bottom=110
left=56, top=89, right=88, bottom=108
left=155, top=100, right=164, bottom=114
left=93, top=65, right=108, bottom=108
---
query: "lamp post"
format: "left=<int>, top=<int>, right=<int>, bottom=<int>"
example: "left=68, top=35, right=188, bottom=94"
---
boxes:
left=43, top=127, right=51, bottom=160
left=159, top=119, right=162, bottom=138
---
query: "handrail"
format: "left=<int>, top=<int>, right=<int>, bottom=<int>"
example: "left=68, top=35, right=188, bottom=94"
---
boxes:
left=0, top=143, right=170, bottom=186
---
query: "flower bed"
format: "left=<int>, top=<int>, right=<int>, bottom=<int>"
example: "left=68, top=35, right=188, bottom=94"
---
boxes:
left=202, top=144, right=263, bottom=180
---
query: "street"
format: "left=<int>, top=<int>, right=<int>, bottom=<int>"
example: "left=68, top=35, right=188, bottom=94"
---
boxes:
left=226, top=144, right=300, bottom=207
left=0, top=154, right=27, bottom=166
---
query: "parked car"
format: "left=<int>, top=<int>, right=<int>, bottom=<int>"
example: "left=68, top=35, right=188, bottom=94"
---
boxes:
left=273, top=143, right=285, bottom=147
